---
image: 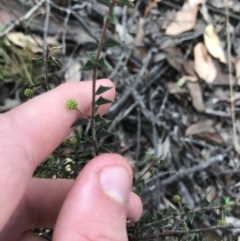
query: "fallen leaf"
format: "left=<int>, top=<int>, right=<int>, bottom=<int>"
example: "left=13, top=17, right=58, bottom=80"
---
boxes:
left=144, top=0, right=161, bottom=17
left=204, top=24, right=227, bottom=63
left=186, top=81, right=205, bottom=112
left=134, top=18, right=147, bottom=61
left=6, top=32, right=59, bottom=54
left=194, top=43, right=218, bottom=83
left=162, top=46, right=184, bottom=72
left=188, top=0, right=207, bottom=7
left=185, top=119, right=215, bottom=136
left=165, top=2, right=198, bottom=35
left=65, top=61, right=81, bottom=82
left=199, top=132, right=223, bottom=145
left=207, top=185, right=217, bottom=202
left=167, top=82, right=188, bottom=94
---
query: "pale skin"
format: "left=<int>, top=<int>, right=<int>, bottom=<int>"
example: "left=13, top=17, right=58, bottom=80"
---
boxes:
left=0, top=79, right=143, bottom=241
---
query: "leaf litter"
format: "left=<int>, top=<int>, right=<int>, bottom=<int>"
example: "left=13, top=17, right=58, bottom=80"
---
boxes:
left=1, top=0, right=240, bottom=238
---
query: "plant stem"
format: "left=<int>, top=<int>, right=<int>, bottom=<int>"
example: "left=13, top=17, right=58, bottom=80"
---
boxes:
left=91, top=0, right=117, bottom=156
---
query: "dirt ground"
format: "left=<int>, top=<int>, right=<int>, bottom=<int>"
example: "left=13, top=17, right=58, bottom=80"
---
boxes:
left=1, top=0, right=240, bottom=240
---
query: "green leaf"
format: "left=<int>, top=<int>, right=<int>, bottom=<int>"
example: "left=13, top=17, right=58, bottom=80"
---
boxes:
left=187, top=213, right=195, bottom=225
left=28, top=82, right=44, bottom=89
left=149, top=168, right=155, bottom=177
left=98, top=144, right=112, bottom=153
left=103, top=38, right=121, bottom=48
left=32, top=57, right=44, bottom=65
left=96, top=0, right=110, bottom=5
left=48, top=55, right=61, bottom=67
left=168, top=206, right=178, bottom=216
left=71, top=118, right=90, bottom=127
left=158, top=159, right=167, bottom=168
left=142, top=211, right=152, bottom=223
left=220, top=195, right=226, bottom=205
left=134, top=185, right=142, bottom=195
left=80, top=60, right=95, bottom=71
left=96, top=128, right=115, bottom=137
left=183, top=205, right=190, bottom=212
left=95, top=114, right=111, bottom=124
left=95, top=85, right=112, bottom=95
left=107, top=10, right=118, bottom=24
left=95, top=96, right=113, bottom=105
left=202, top=197, right=210, bottom=207
left=153, top=210, right=162, bottom=220
left=97, top=56, right=111, bottom=69
left=87, top=51, right=96, bottom=62
left=191, top=234, right=199, bottom=241
left=118, top=0, right=134, bottom=7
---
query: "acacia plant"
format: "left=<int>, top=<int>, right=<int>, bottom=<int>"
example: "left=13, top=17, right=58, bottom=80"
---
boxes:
left=24, top=0, right=240, bottom=240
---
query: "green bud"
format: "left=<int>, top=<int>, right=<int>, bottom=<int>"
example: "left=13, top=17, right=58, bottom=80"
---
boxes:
left=69, top=138, right=78, bottom=145
left=24, top=88, right=33, bottom=98
left=217, top=220, right=226, bottom=226
left=173, top=195, right=181, bottom=203
left=66, top=99, right=78, bottom=110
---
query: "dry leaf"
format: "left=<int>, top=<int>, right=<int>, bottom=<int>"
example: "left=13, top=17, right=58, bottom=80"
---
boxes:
left=188, top=0, right=207, bottom=7
left=185, top=119, right=215, bottom=136
left=6, top=32, right=59, bottom=54
left=163, top=46, right=184, bottom=72
left=186, top=82, right=205, bottom=112
left=144, top=0, right=161, bottom=17
left=204, top=24, right=227, bottom=63
left=165, top=2, right=198, bottom=35
left=134, top=18, right=147, bottom=61
left=194, top=43, right=218, bottom=83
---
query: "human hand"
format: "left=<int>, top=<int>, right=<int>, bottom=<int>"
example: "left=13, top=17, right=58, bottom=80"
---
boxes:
left=0, top=79, right=143, bottom=241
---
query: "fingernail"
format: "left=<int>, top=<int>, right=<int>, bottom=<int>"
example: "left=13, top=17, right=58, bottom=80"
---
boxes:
left=100, top=166, right=131, bottom=204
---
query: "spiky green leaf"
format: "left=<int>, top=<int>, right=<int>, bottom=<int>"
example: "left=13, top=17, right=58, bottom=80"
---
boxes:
left=87, top=51, right=96, bottom=62
left=118, top=0, right=134, bottom=7
left=80, top=60, right=94, bottom=71
left=97, top=56, right=111, bottom=69
left=191, top=234, right=199, bottom=241
left=95, top=96, right=113, bottom=105
left=95, top=114, right=111, bottom=124
left=134, top=186, right=142, bottom=195
left=103, top=38, right=121, bottom=48
left=187, top=213, right=195, bottom=225
left=168, top=206, right=178, bottom=216
left=71, top=118, right=90, bottom=127
left=108, top=10, right=118, bottom=24
left=220, top=195, right=226, bottom=205
left=96, top=128, right=115, bottom=137
left=95, top=85, right=112, bottom=95
left=96, top=0, right=110, bottom=5
left=98, top=144, right=112, bottom=153
left=202, top=197, right=210, bottom=207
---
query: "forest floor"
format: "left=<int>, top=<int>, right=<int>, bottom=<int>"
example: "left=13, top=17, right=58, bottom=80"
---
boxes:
left=1, top=0, right=240, bottom=240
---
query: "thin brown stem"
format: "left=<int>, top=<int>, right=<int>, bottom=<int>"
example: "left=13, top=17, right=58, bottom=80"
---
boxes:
left=133, top=158, right=158, bottom=187
left=90, top=0, right=117, bottom=156
left=43, top=45, right=49, bottom=90
left=128, top=225, right=240, bottom=240
left=142, top=202, right=240, bottom=228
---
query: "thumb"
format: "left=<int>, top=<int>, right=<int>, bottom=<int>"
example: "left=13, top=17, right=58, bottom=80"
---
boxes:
left=53, top=154, right=133, bottom=241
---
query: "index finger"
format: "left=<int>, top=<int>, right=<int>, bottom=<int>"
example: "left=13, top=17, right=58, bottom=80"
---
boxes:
left=0, top=79, right=115, bottom=229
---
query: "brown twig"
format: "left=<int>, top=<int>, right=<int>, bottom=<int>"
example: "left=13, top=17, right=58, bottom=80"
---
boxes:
left=129, top=225, right=240, bottom=240
left=133, top=158, right=158, bottom=187
left=90, top=0, right=117, bottom=156
left=142, top=202, right=240, bottom=228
